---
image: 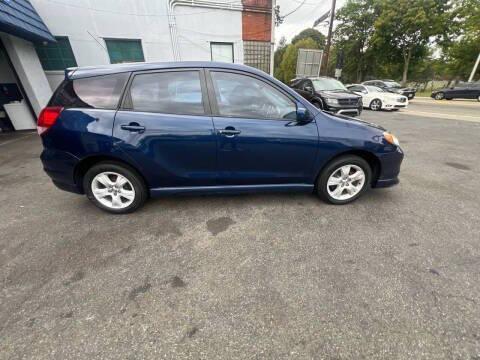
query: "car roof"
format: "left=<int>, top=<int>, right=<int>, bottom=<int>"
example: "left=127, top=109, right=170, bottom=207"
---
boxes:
left=67, top=61, right=268, bottom=80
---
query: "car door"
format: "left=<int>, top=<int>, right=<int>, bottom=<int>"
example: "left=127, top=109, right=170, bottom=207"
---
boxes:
left=113, top=69, right=217, bottom=188
left=206, top=69, right=319, bottom=185
left=450, top=83, right=468, bottom=99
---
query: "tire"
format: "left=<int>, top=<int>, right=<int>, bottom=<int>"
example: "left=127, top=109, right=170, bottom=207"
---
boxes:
left=478, top=95, right=480, bottom=102
left=369, top=99, right=382, bottom=111
left=434, top=92, right=444, bottom=100
left=316, top=155, right=372, bottom=205
left=83, top=161, right=148, bottom=214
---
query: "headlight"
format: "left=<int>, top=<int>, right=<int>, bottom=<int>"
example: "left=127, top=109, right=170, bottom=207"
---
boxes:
left=325, top=98, right=339, bottom=105
left=383, top=132, right=400, bottom=146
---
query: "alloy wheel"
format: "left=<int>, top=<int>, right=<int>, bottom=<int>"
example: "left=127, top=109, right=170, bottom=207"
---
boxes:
left=370, top=99, right=381, bottom=111
left=91, top=172, right=136, bottom=209
left=435, top=92, right=444, bottom=100
left=326, top=165, right=366, bottom=201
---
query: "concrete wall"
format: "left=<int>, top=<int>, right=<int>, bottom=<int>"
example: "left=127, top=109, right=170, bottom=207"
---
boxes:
left=0, top=34, right=52, bottom=116
left=31, top=0, right=244, bottom=88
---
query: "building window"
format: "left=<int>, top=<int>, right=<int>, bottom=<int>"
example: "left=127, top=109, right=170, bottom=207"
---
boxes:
left=105, top=39, right=145, bottom=64
left=243, top=40, right=271, bottom=74
left=210, top=42, right=234, bottom=63
left=34, top=36, right=77, bottom=71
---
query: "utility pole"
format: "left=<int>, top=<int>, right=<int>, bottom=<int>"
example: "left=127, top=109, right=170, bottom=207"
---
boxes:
left=468, top=52, right=480, bottom=82
left=270, top=0, right=276, bottom=76
left=322, top=0, right=336, bottom=76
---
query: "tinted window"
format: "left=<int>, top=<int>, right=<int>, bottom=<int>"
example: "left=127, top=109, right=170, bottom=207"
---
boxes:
left=49, top=73, right=129, bottom=109
left=129, top=71, right=205, bottom=115
left=210, top=71, right=296, bottom=120
left=105, top=39, right=145, bottom=64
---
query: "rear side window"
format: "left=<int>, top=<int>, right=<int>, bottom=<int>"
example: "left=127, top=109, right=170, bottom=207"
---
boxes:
left=128, top=71, right=205, bottom=115
left=49, top=73, right=129, bottom=109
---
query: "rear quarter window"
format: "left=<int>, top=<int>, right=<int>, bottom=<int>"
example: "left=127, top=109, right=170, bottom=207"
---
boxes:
left=49, top=73, right=130, bottom=109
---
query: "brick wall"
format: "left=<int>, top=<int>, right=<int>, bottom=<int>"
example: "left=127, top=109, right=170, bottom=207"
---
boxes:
left=242, top=12, right=271, bottom=41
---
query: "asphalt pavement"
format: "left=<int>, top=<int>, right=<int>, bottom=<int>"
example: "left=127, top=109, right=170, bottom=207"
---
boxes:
left=1, top=99, right=479, bottom=359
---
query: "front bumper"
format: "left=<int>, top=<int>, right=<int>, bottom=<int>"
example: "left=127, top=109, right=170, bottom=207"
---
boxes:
left=326, top=105, right=363, bottom=116
left=373, top=146, right=404, bottom=188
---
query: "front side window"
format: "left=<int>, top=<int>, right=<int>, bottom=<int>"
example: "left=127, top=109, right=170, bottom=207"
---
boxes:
left=210, top=71, right=296, bottom=120
left=105, top=39, right=145, bottom=64
left=35, top=36, right=77, bottom=71
left=129, top=71, right=205, bottom=115
left=49, top=73, right=129, bottom=109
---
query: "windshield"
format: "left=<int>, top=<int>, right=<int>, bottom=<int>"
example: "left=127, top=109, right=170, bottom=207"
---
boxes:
left=366, top=85, right=384, bottom=92
left=384, top=81, right=402, bottom=88
left=312, top=78, right=347, bottom=91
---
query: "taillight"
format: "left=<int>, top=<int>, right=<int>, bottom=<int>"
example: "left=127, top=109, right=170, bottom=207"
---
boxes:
left=37, top=106, right=63, bottom=135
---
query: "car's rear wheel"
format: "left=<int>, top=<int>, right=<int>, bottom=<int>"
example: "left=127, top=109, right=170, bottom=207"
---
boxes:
left=83, top=162, right=147, bottom=214
left=311, top=100, right=322, bottom=109
left=434, top=92, right=444, bottom=100
left=369, top=99, right=382, bottom=111
left=316, top=155, right=372, bottom=205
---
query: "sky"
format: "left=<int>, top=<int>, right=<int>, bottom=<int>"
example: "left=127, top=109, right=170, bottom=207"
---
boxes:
left=274, top=0, right=347, bottom=45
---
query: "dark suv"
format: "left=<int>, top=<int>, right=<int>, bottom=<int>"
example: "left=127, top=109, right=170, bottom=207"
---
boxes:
left=39, top=62, right=403, bottom=213
left=362, top=80, right=416, bottom=99
left=290, top=77, right=362, bottom=116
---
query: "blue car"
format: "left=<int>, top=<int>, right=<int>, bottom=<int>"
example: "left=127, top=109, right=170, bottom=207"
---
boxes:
left=39, top=62, right=403, bottom=214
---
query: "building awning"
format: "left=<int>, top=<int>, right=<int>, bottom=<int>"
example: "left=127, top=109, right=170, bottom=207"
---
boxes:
left=0, top=0, right=55, bottom=43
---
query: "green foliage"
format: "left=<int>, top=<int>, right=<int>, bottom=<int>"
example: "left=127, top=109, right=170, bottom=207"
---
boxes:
left=277, top=38, right=318, bottom=83
left=373, top=0, right=451, bottom=84
left=291, top=28, right=326, bottom=49
left=333, top=0, right=377, bottom=82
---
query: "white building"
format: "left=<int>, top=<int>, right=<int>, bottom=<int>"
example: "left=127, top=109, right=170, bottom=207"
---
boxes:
left=0, top=0, right=273, bottom=131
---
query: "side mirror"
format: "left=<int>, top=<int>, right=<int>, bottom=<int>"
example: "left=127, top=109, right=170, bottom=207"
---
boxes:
left=362, top=90, right=368, bottom=94
left=304, top=86, right=314, bottom=94
left=296, top=104, right=311, bottom=123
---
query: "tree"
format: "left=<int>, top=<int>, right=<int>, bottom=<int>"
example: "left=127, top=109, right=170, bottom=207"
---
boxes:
left=278, top=38, right=318, bottom=83
left=334, top=0, right=377, bottom=82
left=291, top=28, right=326, bottom=49
left=273, top=37, right=288, bottom=81
left=373, top=0, right=451, bottom=85
left=443, top=0, right=480, bottom=81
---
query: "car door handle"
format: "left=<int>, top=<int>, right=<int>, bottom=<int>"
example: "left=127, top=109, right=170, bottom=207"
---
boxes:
left=121, top=123, right=145, bottom=133
left=218, top=129, right=241, bottom=137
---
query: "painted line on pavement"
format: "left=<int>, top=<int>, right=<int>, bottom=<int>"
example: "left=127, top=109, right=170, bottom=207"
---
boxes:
left=398, top=110, right=480, bottom=123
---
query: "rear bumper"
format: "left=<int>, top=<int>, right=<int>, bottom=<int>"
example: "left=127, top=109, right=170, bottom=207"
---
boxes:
left=373, top=146, right=404, bottom=188
left=41, top=148, right=82, bottom=194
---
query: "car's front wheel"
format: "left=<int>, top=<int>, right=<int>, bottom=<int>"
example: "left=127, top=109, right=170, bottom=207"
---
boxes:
left=369, top=99, right=382, bottom=111
left=316, top=155, right=372, bottom=205
left=83, top=162, right=148, bottom=214
left=477, top=95, right=480, bottom=102
left=434, top=92, right=444, bottom=100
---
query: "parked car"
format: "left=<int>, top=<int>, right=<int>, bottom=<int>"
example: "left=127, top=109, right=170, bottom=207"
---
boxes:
left=290, top=77, right=362, bottom=116
left=362, top=80, right=416, bottom=99
left=431, top=82, right=480, bottom=101
left=39, top=62, right=403, bottom=214
left=347, top=84, right=408, bottom=111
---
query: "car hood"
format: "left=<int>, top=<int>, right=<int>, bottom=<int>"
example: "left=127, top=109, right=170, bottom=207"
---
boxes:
left=315, top=90, right=361, bottom=99
left=323, top=111, right=386, bottom=131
